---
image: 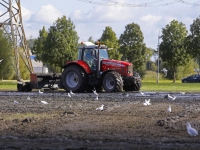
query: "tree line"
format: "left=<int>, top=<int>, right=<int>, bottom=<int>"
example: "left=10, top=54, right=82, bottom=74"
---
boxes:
left=1, top=15, right=200, bottom=82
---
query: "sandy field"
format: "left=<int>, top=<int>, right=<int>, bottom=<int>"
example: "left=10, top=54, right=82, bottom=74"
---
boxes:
left=0, top=91, right=200, bottom=150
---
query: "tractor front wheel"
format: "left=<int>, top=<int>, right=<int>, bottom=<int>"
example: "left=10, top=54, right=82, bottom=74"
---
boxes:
left=103, top=71, right=123, bottom=92
left=62, top=65, right=88, bottom=92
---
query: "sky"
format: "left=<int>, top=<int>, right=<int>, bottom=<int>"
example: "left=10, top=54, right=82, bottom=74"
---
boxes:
left=1, top=0, right=200, bottom=50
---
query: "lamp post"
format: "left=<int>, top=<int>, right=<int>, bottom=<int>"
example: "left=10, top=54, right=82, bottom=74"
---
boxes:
left=157, top=31, right=160, bottom=84
left=0, top=59, right=3, bottom=81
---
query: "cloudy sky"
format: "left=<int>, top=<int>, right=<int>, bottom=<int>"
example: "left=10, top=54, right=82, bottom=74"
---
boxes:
left=6, top=0, right=200, bottom=50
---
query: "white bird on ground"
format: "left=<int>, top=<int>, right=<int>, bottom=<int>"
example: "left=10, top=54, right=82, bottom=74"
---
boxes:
left=68, top=92, right=71, bottom=97
left=186, top=123, right=198, bottom=136
left=14, top=101, right=19, bottom=104
left=70, top=90, right=75, bottom=95
left=41, top=100, right=48, bottom=104
left=39, top=90, right=43, bottom=94
left=92, top=88, right=98, bottom=96
left=140, top=92, right=145, bottom=96
left=123, top=93, right=129, bottom=97
left=168, top=94, right=176, bottom=101
left=167, top=105, right=171, bottom=113
left=126, top=93, right=129, bottom=97
left=27, top=96, right=30, bottom=100
left=143, top=99, right=151, bottom=106
left=96, top=104, right=104, bottom=111
left=94, top=96, right=98, bottom=101
left=180, top=92, right=186, bottom=95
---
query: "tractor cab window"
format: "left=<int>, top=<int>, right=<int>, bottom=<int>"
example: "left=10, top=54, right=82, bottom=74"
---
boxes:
left=99, top=49, right=109, bottom=59
left=83, top=49, right=97, bottom=71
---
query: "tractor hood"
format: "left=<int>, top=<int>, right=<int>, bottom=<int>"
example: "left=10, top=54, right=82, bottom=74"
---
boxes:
left=101, top=59, right=133, bottom=76
left=102, top=59, right=132, bottom=67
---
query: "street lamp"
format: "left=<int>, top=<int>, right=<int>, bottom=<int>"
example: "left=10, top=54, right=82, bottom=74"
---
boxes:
left=0, top=59, right=3, bottom=81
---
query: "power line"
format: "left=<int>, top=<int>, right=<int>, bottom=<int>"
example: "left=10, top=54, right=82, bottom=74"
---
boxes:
left=76, top=0, right=200, bottom=7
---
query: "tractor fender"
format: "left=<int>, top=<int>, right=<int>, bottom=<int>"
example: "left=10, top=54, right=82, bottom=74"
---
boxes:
left=62, top=60, right=92, bottom=74
left=101, top=69, right=116, bottom=78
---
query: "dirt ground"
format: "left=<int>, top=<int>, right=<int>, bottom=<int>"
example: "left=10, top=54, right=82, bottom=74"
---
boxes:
left=0, top=91, right=200, bottom=150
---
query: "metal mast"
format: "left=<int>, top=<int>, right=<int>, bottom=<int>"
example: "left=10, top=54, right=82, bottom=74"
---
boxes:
left=0, top=0, right=34, bottom=81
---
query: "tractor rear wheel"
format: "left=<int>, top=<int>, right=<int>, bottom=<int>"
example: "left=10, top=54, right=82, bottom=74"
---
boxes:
left=62, top=65, right=88, bottom=92
left=103, top=71, right=123, bottom=92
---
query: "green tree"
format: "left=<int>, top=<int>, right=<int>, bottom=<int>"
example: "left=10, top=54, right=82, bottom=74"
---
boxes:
left=100, top=26, right=122, bottom=60
left=119, top=23, right=146, bottom=77
left=0, top=30, right=15, bottom=80
left=159, top=20, right=189, bottom=83
left=45, top=16, right=79, bottom=72
left=31, top=26, right=48, bottom=62
left=186, top=16, right=200, bottom=67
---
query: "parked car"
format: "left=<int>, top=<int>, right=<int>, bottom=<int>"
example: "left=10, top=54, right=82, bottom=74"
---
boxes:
left=182, top=74, right=200, bottom=83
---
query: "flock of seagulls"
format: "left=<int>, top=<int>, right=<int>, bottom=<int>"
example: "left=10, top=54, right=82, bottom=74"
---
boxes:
left=139, top=91, right=199, bottom=136
left=13, top=88, right=199, bottom=137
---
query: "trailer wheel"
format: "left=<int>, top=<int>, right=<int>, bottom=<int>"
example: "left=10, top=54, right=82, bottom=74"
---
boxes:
left=17, top=82, right=32, bottom=92
left=103, top=71, right=123, bottom=92
left=62, top=65, right=88, bottom=92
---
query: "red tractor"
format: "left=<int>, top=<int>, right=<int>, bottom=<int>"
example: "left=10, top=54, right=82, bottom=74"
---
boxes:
left=61, top=42, right=141, bottom=92
left=18, top=42, right=141, bottom=92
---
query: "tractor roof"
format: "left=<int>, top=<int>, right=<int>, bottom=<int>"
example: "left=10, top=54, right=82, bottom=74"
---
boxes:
left=78, top=41, right=107, bottom=49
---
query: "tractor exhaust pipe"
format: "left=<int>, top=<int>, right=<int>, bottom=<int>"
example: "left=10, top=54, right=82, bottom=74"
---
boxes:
left=97, top=46, right=101, bottom=78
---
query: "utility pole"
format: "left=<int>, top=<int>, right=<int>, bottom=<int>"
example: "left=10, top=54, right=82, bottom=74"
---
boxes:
left=157, top=31, right=160, bottom=84
left=0, top=0, right=34, bottom=81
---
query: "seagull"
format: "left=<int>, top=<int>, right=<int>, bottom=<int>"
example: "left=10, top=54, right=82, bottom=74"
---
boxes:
left=161, top=68, right=168, bottom=77
left=94, top=96, right=98, bottom=101
left=143, top=99, right=151, bottom=106
left=143, top=102, right=148, bottom=106
left=186, top=123, right=198, bottom=136
left=70, top=90, right=75, bottom=95
left=146, top=99, right=151, bottom=105
left=96, top=104, right=104, bottom=111
left=27, top=96, right=30, bottom=100
left=168, top=94, right=176, bottom=101
left=125, top=93, right=129, bottom=97
left=14, top=101, right=19, bottom=104
left=68, top=92, right=71, bottom=97
left=92, top=88, right=98, bottom=96
left=41, top=100, right=48, bottom=104
left=180, top=92, right=185, bottom=95
left=167, top=105, right=171, bottom=113
left=140, top=92, right=145, bottom=96
left=39, top=90, right=43, bottom=94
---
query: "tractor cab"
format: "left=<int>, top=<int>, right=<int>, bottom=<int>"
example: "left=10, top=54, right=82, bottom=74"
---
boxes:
left=78, top=42, right=109, bottom=72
